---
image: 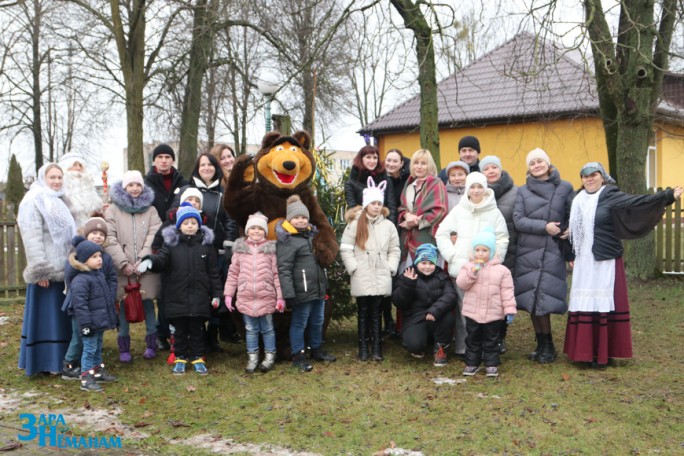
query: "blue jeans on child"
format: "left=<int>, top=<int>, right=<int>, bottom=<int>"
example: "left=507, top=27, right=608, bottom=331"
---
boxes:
left=81, top=331, right=104, bottom=373
left=118, top=298, right=156, bottom=337
left=243, top=314, right=276, bottom=353
left=289, top=299, right=324, bottom=354
left=64, top=317, right=83, bottom=364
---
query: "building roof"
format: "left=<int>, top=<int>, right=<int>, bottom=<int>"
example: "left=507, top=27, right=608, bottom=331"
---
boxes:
left=360, top=32, right=683, bottom=135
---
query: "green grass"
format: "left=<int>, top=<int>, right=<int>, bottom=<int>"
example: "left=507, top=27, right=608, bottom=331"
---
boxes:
left=1, top=277, right=683, bottom=455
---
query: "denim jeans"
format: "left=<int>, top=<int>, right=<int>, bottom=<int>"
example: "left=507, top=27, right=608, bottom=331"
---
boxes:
left=64, top=317, right=83, bottom=364
left=118, top=298, right=156, bottom=337
left=289, top=299, right=324, bottom=353
left=81, top=331, right=104, bottom=373
left=243, top=314, right=275, bottom=353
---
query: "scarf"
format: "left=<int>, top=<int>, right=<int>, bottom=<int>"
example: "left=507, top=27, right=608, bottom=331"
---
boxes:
left=569, top=186, right=605, bottom=255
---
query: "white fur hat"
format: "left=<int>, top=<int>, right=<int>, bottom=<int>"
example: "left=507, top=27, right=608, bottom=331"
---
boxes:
left=362, top=177, right=386, bottom=208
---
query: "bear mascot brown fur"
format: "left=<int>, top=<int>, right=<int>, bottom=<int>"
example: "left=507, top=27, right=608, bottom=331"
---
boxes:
left=223, top=130, right=339, bottom=360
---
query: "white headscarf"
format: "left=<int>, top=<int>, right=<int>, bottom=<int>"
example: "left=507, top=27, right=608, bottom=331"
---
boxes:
left=18, top=163, right=76, bottom=248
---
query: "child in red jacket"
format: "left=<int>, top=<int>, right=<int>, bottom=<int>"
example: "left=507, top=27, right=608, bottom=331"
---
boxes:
left=456, top=227, right=516, bottom=378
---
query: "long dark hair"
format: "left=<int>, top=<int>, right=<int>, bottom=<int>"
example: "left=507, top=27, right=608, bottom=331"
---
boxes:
left=192, top=153, right=224, bottom=183
left=352, top=145, right=384, bottom=174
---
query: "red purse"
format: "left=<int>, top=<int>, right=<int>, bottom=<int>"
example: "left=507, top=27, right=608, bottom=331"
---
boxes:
left=123, top=277, right=144, bottom=323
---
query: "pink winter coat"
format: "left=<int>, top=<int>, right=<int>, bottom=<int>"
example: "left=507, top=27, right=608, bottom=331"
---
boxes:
left=456, top=257, right=517, bottom=324
left=224, top=237, right=283, bottom=317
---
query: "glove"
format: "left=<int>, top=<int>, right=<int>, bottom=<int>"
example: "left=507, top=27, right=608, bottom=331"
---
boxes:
left=137, top=259, right=153, bottom=274
left=275, top=299, right=285, bottom=313
left=505, top=314, right=515, bottom=325
left=224, top=296, right=234, bottom=312
left=285, top=298, right=297, bottom=309
left=211, top=298, right=220, bottom=309
left=81, top=326, right=93, bottom=337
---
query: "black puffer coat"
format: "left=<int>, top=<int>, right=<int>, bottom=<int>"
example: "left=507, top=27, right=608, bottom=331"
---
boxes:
left=513, top=168, right=573, bottom=316
left=344, top=167, right=397, bottom=224
left=489, top=170, right=518, bottom=272
left=386, top=156, right=411, bottom=215
left=146, top=225, right=223, bottom=319
left=392, top=267, right=457, bottom=328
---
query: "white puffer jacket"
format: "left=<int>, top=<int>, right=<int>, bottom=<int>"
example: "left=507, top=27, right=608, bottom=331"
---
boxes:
left=435, top=190, right=509, bottom=278
left=340, top=207, right=400, bottom=297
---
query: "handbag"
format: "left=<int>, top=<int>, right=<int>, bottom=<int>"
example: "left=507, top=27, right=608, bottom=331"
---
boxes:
left=123, top=277, right=145, bottom=323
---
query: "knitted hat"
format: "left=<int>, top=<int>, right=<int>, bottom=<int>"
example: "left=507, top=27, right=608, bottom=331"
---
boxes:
left=414, top=243, right=438, bottom=266
left=180, top=187, right=204, bottom=208
left=72, top=235, right=102, bottom=263
left=246, top=212, right=269, bottom=235
left=526, top=148, right=551, bottom=167
left=445, top=161, right=470, bottom=176
left=362, top=177, right=386, bottom=208
left=465, top=171, right=488, bottom=194
left=84, top=217, right=107, bottom=238
left=472, top=226, right=497, bottom=256
left=479, top=155, right=502, bottom=171
left=122, top=170, right=144, bottom=189
left=286, top=195, right=309, bottom=221
left=176, top=202, right=202, bottom=229
left=458, top=136, right=480, bottom=153
left=153, top=144, right=175, bottom=161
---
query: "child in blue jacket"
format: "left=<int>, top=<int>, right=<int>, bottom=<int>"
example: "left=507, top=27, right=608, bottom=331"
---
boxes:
left=69, top=237, right=118, bottom=392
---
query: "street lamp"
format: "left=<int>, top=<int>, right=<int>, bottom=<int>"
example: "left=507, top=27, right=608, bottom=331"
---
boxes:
left=257, top=79, right=278, bottom=132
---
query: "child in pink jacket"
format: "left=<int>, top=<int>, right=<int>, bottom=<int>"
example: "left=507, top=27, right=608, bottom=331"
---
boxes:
left=224, top=212, right=284, bottom=373
left=456, top=227, right=516, bottom=378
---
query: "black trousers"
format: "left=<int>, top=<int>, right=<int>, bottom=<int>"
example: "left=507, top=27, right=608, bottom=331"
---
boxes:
left=169, top=316, right=207, bottom=360
left=465, top=317, right=502, bottom=367
left=402, top=312, right=454, bottom=355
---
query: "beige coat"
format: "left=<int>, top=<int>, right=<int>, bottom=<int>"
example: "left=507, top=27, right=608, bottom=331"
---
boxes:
left=104, top=183, right=162, bottom=300
left=340, top=207, right=400, bottom=297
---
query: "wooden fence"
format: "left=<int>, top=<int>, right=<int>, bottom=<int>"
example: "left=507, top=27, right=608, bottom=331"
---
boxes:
left=0, top=201, right=26, bottom=300
left=654, top=188, right=683, bottom=275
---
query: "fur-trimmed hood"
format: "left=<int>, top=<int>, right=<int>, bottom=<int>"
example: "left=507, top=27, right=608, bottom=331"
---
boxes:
left=161, top=224, right=214, bottom=248
left=233, top=237, right=276, bottom=255
left=275, top=219, right=318, bottom=243
left=68, top=252, right=95, bottom=272
left=344, top=205, right=389, bottom=223
left=109, top=180, right=156, bottom=213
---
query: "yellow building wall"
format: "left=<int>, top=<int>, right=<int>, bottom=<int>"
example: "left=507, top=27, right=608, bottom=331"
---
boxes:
left=657, top=123, right=684, bottom=189
left=379, top=118, right=608, bottom=188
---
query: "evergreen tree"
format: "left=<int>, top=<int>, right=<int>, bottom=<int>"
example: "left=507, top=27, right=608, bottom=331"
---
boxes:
left=6, top=154, right=26, bottom=214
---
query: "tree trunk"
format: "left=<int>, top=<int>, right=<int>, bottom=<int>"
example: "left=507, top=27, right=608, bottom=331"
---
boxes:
left=389, top=0, right=439, bottom=166
left=178, top=0, right=215, bottom=175
left=31, top=0, right=43, bottom=173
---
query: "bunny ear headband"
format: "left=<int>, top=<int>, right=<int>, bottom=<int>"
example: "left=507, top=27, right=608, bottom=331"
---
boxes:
left=363, top=176, right=386, bottom=208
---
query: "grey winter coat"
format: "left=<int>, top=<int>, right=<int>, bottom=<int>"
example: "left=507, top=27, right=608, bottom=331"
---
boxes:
left=104, top=181, right=162, bottom=301
left=513, top=168, right=573, bottom=316
left=489, top=170, right=518, bottom=271
left=276, top=221, right=328, bottom=304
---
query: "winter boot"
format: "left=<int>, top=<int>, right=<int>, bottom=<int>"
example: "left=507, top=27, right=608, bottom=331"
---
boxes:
left=292, top=350, right=313, bottom=372
left=259, top=352, right=276, bottom=372
left=537, top=334, right=557, bottom=364
left=172, top=358, right=187, bottom=375
left=311, top=346, right=336, bottom=362
left=370, top=299, right=383, bottom=362
left=357, top=299, right=369, bottom=361
left=527, top=333, right=543, bottom=361
left=143, top=333, right=157, bottom=359
left=207, top=324, right=224, bottom=353
left=80, top=370, right=103, bottom=392
left=93, top=364, right=118, bottom=383
left=118, top=336, right=132, bottom=363
left=245, top=352, right=260, bottom=374
left=381, top=296, right=395, bottom=337
left=61, top=360, right=80, bottom=381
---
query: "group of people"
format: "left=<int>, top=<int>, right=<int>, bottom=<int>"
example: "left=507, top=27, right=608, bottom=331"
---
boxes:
left=16, top=135, right=682, bottom=389
left=342, top=137, right=682, bottom=377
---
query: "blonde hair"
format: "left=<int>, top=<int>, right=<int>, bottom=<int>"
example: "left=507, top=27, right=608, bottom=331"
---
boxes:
left=409, top=149, right=438, bottom=177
